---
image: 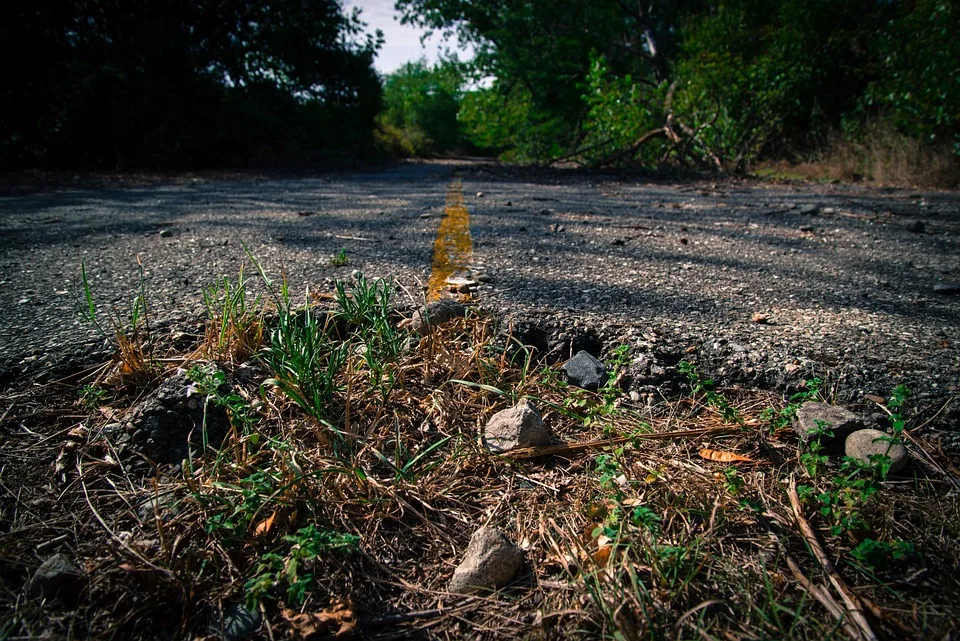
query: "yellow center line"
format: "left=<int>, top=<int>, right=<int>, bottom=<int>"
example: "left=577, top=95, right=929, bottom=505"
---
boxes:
left=427, top=179, right=473, bottom=301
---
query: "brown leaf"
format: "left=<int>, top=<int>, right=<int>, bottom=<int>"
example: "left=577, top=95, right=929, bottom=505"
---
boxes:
left=699, top=449, right=755, bottom=464
left=863, top=394, right=886, bottom=405
left=253, top=512, right=276, bottom=537
left=282, top=600, right=356, bottom=639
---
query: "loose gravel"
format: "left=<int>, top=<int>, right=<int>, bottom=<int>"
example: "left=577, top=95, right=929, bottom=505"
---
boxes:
left=1, top=161, right=957, bottom=442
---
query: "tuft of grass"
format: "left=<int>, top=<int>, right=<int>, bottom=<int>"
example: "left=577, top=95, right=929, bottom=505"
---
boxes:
left=329, top=247, right=348, bottom=267
left=201, top=266, right=264, bottom=363
left=74, top=256, right=158, bottom=384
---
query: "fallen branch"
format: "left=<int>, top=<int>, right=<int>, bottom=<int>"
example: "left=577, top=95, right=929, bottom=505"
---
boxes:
left=787, top=476, right=878, bottom=641
left=504, top=426, right=739, bottom=460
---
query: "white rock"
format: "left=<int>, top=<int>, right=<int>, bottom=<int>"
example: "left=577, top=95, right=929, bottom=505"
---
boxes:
left=482, top=399, right=556, bottom=453
left=448, top=527, right=523, bottom=594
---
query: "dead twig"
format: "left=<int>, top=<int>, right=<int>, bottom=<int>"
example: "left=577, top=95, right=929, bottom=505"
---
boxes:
left=787, top=476, right=877, bottom=641
left=504, top=426, right=739, bottom=460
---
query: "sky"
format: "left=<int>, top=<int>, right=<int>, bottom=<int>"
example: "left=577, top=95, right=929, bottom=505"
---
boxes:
left=343, top=0, right=474, bottom=75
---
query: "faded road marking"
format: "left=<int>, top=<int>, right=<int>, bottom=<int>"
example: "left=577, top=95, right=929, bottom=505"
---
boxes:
left=427, top=179, right=473, bottom=300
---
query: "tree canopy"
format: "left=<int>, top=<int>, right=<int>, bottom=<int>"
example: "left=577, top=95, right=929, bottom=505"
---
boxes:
left=396, top=0, right=960, bottom=174
left=1, top=0, right=384, bottom=169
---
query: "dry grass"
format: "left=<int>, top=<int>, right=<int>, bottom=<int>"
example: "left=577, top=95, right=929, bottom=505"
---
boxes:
left=755, top=123, right=960, bottom=189
left=2, top=277, right=959, bottom=641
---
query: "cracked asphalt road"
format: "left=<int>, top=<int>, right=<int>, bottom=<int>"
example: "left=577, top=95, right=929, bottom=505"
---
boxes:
left=1, top=161, right=957, bottom=433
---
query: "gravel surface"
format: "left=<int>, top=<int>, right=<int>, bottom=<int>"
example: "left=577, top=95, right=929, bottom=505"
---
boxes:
left=1, top=161, right=957, bottom=437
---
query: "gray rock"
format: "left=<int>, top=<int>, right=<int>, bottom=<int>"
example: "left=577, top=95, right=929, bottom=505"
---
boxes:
left=448, top=527, right=524, bottom=594
left=799, top=204, right=819, bottom=215
left=482, top=399, right=557, bottom=453
left=562, top=351, right=607, bottom=391
left=220, top=602, right=262, bottom=641
left=933, top=282, right=960, bottom=295
left=137, top=491, right=181, bottom=522
left=906, top=220, right=926, bottom=233
left=123, top=365, right=231, bottom=464
left=794, top=402, right=864, bottom=443
left=407, top=299, right=467, bottom=333
left=27, top=553, right=84, bottom=599
left=845, top=429, right=909, bottom=474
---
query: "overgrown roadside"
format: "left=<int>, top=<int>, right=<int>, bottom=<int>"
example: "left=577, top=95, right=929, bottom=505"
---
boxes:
left=1, top=164, right=958, bottom=639
left=1, top=250, right=958, bottom=639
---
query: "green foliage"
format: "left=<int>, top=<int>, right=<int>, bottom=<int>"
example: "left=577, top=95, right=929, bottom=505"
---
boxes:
left=79, top=384, right=108, bottom=410
left=245, top=525, right=360, bottom=608
left=865, top=0, right=960, bottom=155
left=677, top=361, right=742, bottom=424
left=849, top=538, right=916, bottom=570
left=329, top=248, right=349, bottom=267
left=1, top=0, right=383, bottom=169
left=262, top=295, right=347, bottom=431
left=186, top=365, right=256, bottom=436
left=760, top=378, right=822, bottom=433
left=379, top=59, right=465, bottom=154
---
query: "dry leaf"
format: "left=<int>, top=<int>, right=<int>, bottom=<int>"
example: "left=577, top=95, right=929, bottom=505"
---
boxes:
left=621, top=498, right=644, bottom=507
left=699, top=449, right=755, bottom=464
left=282, top=600, right=356, bottom=639
left=254, top=512, right=276, bottom=536
left=863, top=394, right=886, bottom=405
left=592, top=545, right=612, bottom=565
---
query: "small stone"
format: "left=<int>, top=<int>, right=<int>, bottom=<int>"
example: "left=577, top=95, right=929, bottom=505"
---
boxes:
left=448, top=527, right=524, bottom=594
left=794, top=402, right=864, bottom=443
left=27, top=553, right=84, bottom=599
left=933, top=282, right=960, bottom=295
left=628, top=391, right=641, bottom=402
left=482, top=399, right=557, bottom=453
left=845, top=429, right=909, bottom=474
left=799, top=204, right=819, bottom=215
left=220, top=602, right=262, bottom=641
left=505, top=201, right=513, bottom=207
left=799, top=225, right=815, bottom=232
left=539, top=208, right=552, bottom=216
left=406, top=299, right=467, bottom=333
left=562, top=351, right=607, bottom=391
left=476, top=191, right=485, bottom=198
left=906, top=220, right=925, bottom=233
left=158, top=229, right=173, bottom=238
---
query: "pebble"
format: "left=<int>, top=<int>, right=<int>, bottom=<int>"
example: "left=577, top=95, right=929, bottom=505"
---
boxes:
left=562, top=351, right=608, bottom=391
left=482, top=399, right=557, bottom=453
left=220, top=602, right=262, bottom=641
left=27, top=553, right=84, bottom=599
left=799, top=204, right=819, bottom=215
left=905, top=221, right=925, bottom=233
left=448, top=527, right=524, bottom=594
left=845, top=429, right=909, bottom=474
left=794, top=401, right=864, bottom=443
left=406, top=300, right=467, bottom=333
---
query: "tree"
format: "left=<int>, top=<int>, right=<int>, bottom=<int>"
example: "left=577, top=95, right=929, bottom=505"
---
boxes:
left=0, top=0, right=384, bottom=169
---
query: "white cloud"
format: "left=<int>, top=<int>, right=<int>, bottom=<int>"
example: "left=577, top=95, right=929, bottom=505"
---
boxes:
left=344, top=0, right=473, bottom=75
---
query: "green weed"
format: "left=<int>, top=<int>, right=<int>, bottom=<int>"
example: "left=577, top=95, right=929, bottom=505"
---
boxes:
left=245, top=524, right=360, bottom=608
left=330, top=247, right=349, bottom=267
left=78, top=383, right=108, bottom=409
left=677, top=361, right=742, bottom=424
left=202, top=267, right=264, bottom=362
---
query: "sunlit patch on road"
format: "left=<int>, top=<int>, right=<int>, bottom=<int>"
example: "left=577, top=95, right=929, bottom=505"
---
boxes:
left=427, top=179, right=473, bottom=300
